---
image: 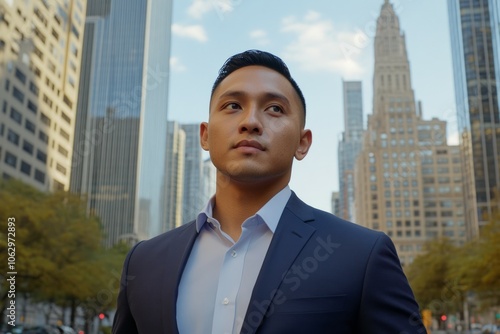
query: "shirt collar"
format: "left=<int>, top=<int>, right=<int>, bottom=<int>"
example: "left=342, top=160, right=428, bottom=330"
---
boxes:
left=195, top=186, right=292, bottom=233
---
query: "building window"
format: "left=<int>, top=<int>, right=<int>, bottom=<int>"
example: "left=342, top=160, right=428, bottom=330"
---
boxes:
left=39, top=131, right=48, bottom=143
left=34, top=169, right=45, bottom=183
left=70, top=42, right=78, bottom=57
left=61, top=111, right=71, bottom=124
left=40, top=113, right=51, bottom=126
left=22, top=140, right=34, bottom=155
left=15, top=68, right=27, bottom=84
left=7, top=129, right=20, bottom=145
left=54, top=179, right=64, bottom=190
left=12, top=86, right=24, bottom=103
left=25, top=119, right=36, bottom=133
left=4, top=79, right=10, bottom=91
left=441, top=211, right=453, bottom=217
left=27, top=100, right=38, bottom=114
left=60, top=128, right=69, bottom=141
left=42, top=94, right=53, bottom=109
left=2, top=101, right=7, bottom=113
left=56, top=163, right=66, bottom=175
left=9, top=107, right=22, bottom=124
left=29, top=81, right=39, bottom=96
left=36, top=150, right=47, bottom=163
left=58, top=145, right=68, bottom=157
left=20, top=161, right=31, bottom=175
left=4, top=151, right=17, bottom=167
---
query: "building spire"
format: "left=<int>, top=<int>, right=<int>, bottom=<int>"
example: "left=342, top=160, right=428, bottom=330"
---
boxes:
left=372, top=0, right=414, bottom=115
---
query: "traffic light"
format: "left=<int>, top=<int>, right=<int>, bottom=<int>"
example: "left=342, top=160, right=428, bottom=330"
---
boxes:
left=98, top=313, right=106, bottom=320
left=440, top=314, right=447, bottom=322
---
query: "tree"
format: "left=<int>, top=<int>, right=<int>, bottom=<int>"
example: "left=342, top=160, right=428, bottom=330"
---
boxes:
left=406, top=238, right=463, bottom=322
left=450, top=213, right=500, bottom=309
left=0, top=180, right=129, bottom=327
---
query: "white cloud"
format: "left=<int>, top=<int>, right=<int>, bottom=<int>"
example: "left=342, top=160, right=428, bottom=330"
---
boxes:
left=171, top=23, right=208, bottom=43
left=281, top=11, right=367, bottom=77
left=187, top=0, right=237, bottom=19
left=249, top=29, right=270, bottom=46
left=170, top=57, right=186, bottom=72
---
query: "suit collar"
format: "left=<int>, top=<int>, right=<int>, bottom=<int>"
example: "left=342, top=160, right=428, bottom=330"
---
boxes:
left=161, top=222, right=198, bottom=334
left=241, top=192, right=316, bottom=334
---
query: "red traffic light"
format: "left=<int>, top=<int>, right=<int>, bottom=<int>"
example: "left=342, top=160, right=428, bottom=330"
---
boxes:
left=98, top=313, right=105, bottom=320
left=440, top=314, right=447, bottom=321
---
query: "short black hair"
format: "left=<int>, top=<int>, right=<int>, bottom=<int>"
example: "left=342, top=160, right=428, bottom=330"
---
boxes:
left=211, top=49, right=306, bottom=119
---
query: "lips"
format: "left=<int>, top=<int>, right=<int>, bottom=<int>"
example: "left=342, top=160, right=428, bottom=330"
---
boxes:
left=234, top=140, right=265, bottom=151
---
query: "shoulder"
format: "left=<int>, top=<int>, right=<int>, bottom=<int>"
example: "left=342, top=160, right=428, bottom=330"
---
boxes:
left=128, top=221, right=197, bottom=258
left=288, top=192, right=385, bottom=243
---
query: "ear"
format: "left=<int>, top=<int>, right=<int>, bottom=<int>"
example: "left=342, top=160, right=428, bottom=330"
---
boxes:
left=200, top=122, right=209, bottom=151
left=294, top=129, right=312, bottom=161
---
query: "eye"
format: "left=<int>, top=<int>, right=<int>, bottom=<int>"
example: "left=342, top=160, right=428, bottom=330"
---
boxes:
left=222, top=102, right=241, bottom=111
left=266, top=105, right=284, bottom=113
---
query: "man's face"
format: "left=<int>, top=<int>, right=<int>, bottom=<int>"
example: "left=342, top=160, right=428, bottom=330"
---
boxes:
left=200, top=65, right=312, bottom=185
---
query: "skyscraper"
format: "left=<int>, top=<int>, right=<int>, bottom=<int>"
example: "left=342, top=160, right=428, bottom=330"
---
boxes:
left=354, top=1, right=466, bottom=267
left=162, top=121, right=185, bottom=233
left=70, top=0, right=172, bottom=246
left=337, top=80, right=364, bottom=221
left=181, top=123, right=204, bottom=225
left=448, top=0, right=500, bottom=238
left=0, top=0, right=86, bottom=191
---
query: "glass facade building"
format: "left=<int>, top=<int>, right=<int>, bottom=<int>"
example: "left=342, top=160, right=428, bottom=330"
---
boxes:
left=181, top=123, right=205, bottom=226
left=337, top=81, right=364, bottom=221
left=448, top=0, right=500, bottom=237
left=70, top=0, right=172, bottom=246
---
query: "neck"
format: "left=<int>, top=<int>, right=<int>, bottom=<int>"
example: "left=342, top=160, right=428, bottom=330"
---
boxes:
left=212, top=173, right=289, bottom=241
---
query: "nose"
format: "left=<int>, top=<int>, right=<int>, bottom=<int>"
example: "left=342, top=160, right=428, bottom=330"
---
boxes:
left=238, top=106, right=263, bottom=135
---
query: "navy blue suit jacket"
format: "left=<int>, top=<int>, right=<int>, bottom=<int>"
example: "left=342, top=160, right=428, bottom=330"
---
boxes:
left=112, top=192, right=424, bottom=333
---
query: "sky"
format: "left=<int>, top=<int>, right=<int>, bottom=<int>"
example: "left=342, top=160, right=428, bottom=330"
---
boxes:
left=167, top=0, right=458, bottom=212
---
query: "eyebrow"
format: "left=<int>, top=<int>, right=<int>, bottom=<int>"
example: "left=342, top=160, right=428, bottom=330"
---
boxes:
left=218, top=90, right=292, bottom=106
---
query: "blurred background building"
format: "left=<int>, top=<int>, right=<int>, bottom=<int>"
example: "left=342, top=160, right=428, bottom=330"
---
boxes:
left=448, top=0, right=500, bottom=239
left=354, top=1, right=467, bottom=267
left=181, top=123, right=205, bottom=228
left=0, top=0, right=86, bottom=191
left=69, top=0, right=172, bottom=246
left=162, top=120, right=185, bottom=233
left=337, top=80, right=364, bottom=222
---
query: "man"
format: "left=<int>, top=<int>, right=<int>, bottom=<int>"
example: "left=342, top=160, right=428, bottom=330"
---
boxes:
left=112, top=50, right=424, bottom=334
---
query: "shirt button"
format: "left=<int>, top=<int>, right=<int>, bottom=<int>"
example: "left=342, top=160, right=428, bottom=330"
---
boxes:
left=223, top=298, right=229, bottom=305
left=231, top=250, right=237, bottom=257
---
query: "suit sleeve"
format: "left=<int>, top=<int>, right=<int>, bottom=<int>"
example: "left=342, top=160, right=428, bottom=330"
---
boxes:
left=356, top=233, right=425, bottom=333
left=112, top=243, right=140, bottom=334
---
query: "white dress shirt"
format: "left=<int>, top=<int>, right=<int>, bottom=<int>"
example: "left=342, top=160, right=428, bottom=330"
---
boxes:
left=176, top=186, right=291, bottom=334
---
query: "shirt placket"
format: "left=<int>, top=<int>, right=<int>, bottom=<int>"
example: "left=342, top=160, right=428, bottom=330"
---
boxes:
left=211, top=223, right=253, bottom=334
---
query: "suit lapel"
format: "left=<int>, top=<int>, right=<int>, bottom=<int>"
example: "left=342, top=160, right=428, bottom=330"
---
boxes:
left=242, top=193, right=316, bottom=334
left=161, top=222, right=198, bottom=334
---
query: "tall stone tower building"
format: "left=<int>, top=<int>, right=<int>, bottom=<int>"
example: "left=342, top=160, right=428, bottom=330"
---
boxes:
left=448, top=0, right=500, bottom=238
left=354, top=1, right=466, bottom=267
left=0, top=0, right=86, bottom=191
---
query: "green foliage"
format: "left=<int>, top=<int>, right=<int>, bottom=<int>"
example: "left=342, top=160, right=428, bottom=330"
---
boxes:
left=407, top=212, right=500, bottom=314
left=406, top=238, right=462, bottom=314
left=0, top=179, right=129, bottom=319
